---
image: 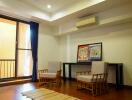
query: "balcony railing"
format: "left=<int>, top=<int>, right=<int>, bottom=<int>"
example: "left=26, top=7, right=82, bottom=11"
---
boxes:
left=0, top=59, right=15, bottom=80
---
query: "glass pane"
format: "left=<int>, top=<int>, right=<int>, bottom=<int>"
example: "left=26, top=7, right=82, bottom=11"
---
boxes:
left=0, top=18, right=16, bottom=59
left=18, top=22, right=31, bottom=49
left=17, top=50, right=32, bottom=76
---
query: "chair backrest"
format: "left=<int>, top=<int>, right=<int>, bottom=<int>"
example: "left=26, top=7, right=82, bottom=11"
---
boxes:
left=48, top=61, right=61, bottom=73
left=91, top=61, right=107, bottom=75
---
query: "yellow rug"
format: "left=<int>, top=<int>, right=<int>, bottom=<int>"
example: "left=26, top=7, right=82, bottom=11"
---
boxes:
left=22, top=88, right=81, bottom=100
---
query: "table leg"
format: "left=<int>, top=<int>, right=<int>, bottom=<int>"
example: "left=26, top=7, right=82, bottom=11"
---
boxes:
left=69, top=64, right=71, bottom=80
left=63, top=63, right=66, bottom=80
left=116, top=64, right=123, bottom=89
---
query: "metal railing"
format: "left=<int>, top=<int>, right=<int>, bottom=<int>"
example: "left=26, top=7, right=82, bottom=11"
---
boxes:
left=0, top=59, right=15, bottom=79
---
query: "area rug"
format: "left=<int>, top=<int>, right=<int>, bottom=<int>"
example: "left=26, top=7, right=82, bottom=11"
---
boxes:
left=22, top=88, right=81, bottom=100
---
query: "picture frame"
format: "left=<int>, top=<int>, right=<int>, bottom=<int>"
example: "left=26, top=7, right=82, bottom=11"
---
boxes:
left=77, top=42, right=102, bottom=62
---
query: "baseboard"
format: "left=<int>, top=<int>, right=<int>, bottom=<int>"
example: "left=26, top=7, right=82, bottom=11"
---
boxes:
left=124, top=85, right=132, bottom=89
left=107, top=83, right=116, bottom=87
left=106, top=83, right=132, bottom=89
left=0, top=79, right=32, bottom=87
left=63, top=77, right=76, bottom=81
left=1, top=78, right=132, bottom=89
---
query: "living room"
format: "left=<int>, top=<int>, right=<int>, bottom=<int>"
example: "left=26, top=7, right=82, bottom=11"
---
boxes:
left=0, top=0, right=132, bottom=100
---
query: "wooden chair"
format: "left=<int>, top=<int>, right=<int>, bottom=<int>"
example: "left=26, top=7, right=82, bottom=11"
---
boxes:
left=38, top=62, right=61, bottom=87
left=76, top=61, right=108, bottom=96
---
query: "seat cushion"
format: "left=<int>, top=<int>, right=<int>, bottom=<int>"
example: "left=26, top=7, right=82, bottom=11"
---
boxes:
left=40, top=73, right=56, bottom=78
left=77, top=75, right=103, bottom=82
left=77, top=75, right=94, bottom=82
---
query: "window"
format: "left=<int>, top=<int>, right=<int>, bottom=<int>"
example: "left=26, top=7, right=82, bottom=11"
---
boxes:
left=17, top=22, right=33, bottom=76
left=0, top=16, right=32, bottom=80
left=0, top=18, right=16, bottom=59
left=0, top=18, right=16, bottom=78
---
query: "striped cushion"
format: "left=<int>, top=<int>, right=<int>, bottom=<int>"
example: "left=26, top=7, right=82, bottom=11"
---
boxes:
left=77, top=75, right=103, bottom=82
left=40, top=73, right=56, bottom=78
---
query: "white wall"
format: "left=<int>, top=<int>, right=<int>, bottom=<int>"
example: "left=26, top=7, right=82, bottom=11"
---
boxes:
left=59, top=4, right=132, bottom=86
left=59, top=23, right=132, bottom=86
left=37, top=3, right=132, bottom=86
left=77, top=23, right=132, bottom=84
left=38, top=23, right=60, bottom=70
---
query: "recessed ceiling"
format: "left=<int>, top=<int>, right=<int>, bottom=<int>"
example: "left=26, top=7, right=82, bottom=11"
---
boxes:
left=0, top=0, right=131, bottom=23
left=23, top=0, right=81, bottom=15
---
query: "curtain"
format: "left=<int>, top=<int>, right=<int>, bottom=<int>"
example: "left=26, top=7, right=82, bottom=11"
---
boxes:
left=30, top=22, right=39, bottom=82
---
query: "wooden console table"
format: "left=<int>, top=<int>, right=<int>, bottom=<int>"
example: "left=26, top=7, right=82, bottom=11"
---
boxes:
left=63, top=62, right=123, bottom=89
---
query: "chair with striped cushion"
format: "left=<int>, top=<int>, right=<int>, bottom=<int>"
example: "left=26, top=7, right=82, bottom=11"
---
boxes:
left=76, top=61, right=108, bottom=96
left=38, top=62, right=61, bottom=87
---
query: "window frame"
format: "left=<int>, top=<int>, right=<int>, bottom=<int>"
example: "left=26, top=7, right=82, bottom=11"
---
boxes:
left=0, top=14, right=32, bottom=80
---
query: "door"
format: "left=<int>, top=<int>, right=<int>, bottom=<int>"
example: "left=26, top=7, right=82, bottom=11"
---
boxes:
left=17, top=22, right=33, bottom=77
left=0, top=18, right=16, bottom=79
left=0, top=17, right=33, bottom=80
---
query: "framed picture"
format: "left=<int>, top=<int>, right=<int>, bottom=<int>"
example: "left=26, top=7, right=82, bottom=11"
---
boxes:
left=77, top=42, right=102, bottom=62
left=77, top=44, right=90, bottom=62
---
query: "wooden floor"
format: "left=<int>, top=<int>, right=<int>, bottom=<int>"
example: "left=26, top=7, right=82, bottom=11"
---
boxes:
left=0, top=80, right=132, bottom=100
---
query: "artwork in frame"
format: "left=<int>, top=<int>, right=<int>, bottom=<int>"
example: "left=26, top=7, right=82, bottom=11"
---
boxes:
left=77, top=42, right=102, bottom=62
left=77, top=45, right=90, bottom=62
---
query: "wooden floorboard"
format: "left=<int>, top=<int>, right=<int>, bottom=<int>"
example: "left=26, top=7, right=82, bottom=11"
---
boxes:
left=0, top=80, right=132, bottom=100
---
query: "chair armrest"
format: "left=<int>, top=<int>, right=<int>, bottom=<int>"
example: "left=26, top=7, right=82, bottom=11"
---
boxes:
left=38, top=69, right=48, bottom=77
left=38, top=69, right=48, bottom=78
left=92, top=73, right=107, bottom=82
left=76, top=71, right=91, bottom=76
left=38, top=69, right=48, bottom=73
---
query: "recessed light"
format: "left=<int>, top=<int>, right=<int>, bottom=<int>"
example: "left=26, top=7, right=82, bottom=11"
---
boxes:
left=47, top=4, right=52, bottom=9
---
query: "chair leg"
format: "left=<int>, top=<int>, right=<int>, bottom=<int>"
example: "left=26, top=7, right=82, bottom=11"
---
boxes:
left=76, top=81, right=80, bottom=89
left=98, top=83, right=101, bottom=95
left=95, top=83, right=99, bottom=96
left=38, top=78, right=42, bottom=87
left=92, top=84, right=95, bottom=96
left=56, top=79, right=61, bottom=87
left=96, top=83, right=98, bottom=96
left=104, top=83, right=108, bottom=94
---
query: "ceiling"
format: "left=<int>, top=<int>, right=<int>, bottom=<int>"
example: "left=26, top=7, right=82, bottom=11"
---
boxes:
left=0, top=0, right=131, bottom=24
left=23, top=0, right=81, bottom=14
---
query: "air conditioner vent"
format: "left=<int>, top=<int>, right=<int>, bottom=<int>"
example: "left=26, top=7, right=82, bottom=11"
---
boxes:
left=76, top=16, right=97, bottom=28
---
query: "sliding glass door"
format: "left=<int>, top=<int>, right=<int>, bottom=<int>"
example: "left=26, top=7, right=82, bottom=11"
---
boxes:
left=0, top=16, right=32, bottom=80
left=17, top=22, right=32, bottom=77
left=0, top=18, right=16, bottom=79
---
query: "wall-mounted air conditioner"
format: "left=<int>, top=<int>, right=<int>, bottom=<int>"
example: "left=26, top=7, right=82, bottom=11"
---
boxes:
left=76, top=16, right=97, bottom=28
